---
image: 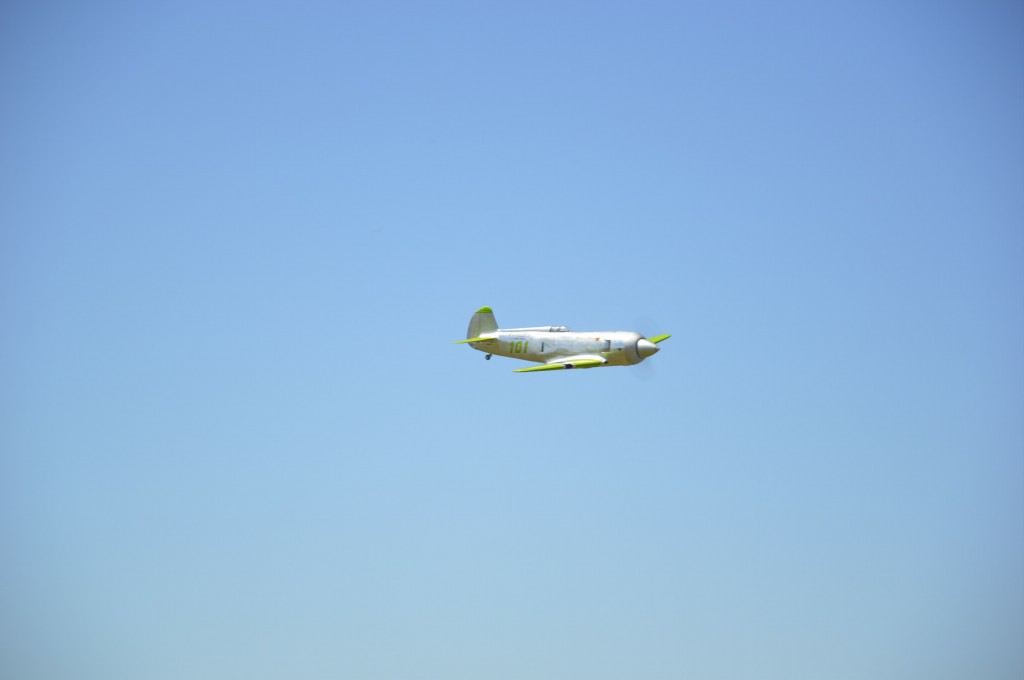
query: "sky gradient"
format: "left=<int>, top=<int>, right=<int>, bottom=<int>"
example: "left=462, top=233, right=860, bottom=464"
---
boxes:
left=2, top=2, right=1023, bottom=679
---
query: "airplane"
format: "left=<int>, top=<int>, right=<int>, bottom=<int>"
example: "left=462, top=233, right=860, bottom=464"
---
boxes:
left=454, top=306, right=670, bottom=373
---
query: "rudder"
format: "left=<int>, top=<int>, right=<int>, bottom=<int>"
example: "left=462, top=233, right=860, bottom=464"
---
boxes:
left=467, top=306, right=498, bottom=339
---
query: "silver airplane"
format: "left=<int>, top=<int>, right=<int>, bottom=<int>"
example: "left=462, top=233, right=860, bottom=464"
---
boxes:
left=455, top=306, right=670, bottom=373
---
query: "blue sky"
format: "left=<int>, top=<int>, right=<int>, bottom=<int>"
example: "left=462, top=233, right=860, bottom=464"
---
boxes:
left=2, top=2, right=1022, bottom=678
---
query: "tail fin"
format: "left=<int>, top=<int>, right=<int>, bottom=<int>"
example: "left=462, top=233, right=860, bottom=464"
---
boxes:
left=467, top=306, right=498, bottom=339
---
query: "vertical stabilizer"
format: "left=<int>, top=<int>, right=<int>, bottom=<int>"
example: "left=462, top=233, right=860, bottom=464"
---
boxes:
left=467, top=306, right=498, bottom=339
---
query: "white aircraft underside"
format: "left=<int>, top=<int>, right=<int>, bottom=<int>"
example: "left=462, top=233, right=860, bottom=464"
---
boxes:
left=455, top=307, right=670, bottom=373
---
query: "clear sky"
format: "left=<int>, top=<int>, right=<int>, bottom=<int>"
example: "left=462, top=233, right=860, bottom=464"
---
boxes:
left=2, top=2, right=1022, bottom=678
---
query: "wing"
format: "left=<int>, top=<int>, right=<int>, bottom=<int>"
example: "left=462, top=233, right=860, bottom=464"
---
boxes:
left=513, top=355, right=608, bottom=373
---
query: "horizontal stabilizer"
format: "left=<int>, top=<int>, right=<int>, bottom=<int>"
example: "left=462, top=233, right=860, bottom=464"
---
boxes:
left=647, top=333, right=671, bottom=344
left=453, top=336, right=496, bottom=344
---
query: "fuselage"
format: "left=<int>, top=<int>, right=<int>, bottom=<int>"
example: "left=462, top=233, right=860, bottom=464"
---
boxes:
left=468, top=328, right=655, bottom=366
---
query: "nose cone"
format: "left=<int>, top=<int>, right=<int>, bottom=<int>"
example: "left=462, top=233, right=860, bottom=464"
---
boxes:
left=637, top=338, right=660, bottom=359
